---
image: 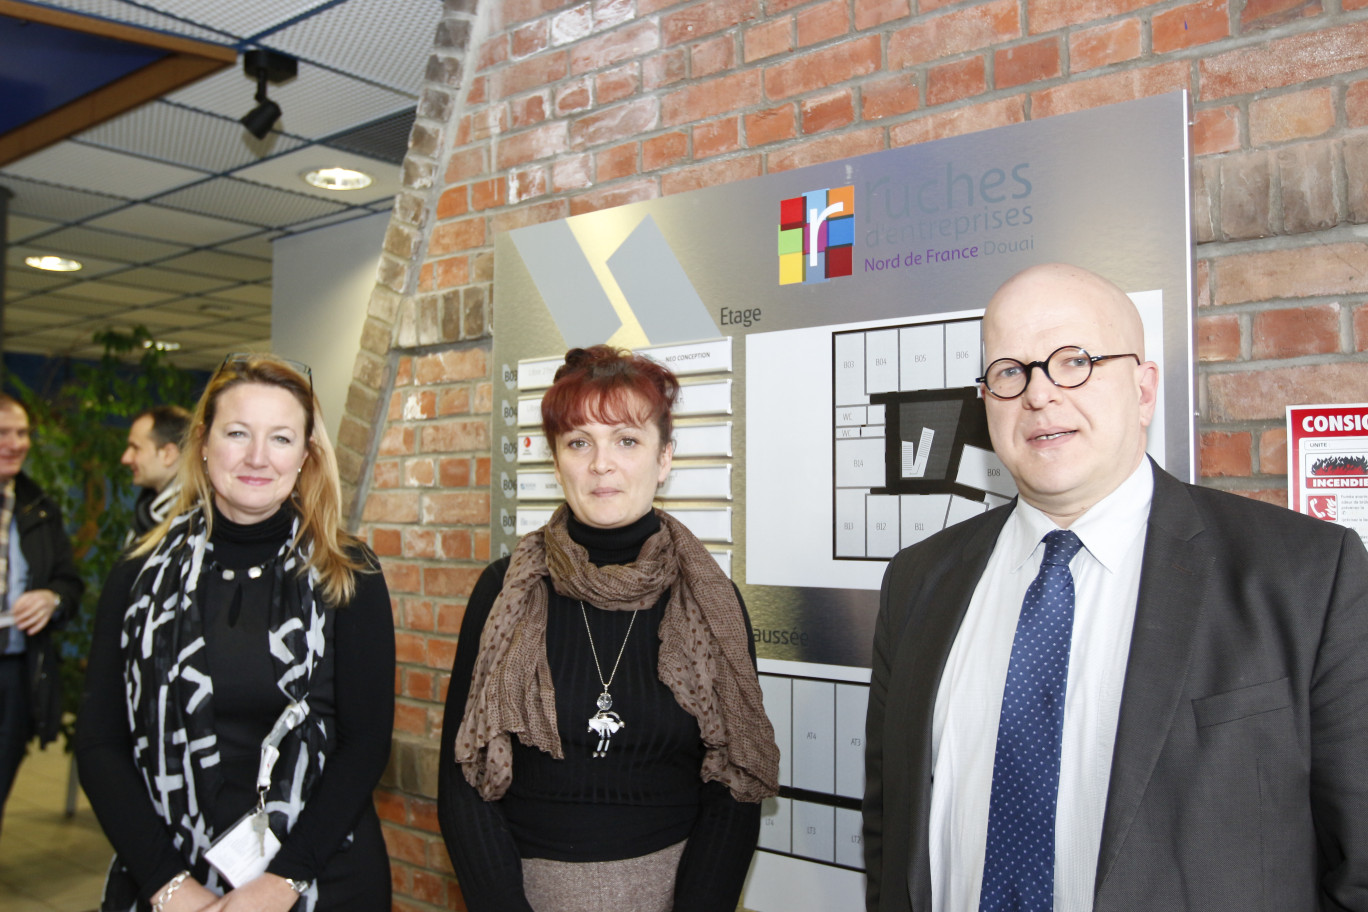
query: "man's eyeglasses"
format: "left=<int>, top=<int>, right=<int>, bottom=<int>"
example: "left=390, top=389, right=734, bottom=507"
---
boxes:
left=977, top=346, right=1139, bottom=400
left=220, top=353, right=313, bottom=389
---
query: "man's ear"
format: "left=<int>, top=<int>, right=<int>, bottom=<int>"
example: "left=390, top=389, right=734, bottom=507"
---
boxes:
left=159, top=443, right=181, bottom=468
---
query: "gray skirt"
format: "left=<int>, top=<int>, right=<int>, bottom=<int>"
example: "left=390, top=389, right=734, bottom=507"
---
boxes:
left=521, top=840, right=687, bottom=912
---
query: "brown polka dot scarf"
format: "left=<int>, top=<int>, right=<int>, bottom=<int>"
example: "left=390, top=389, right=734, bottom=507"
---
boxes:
left=455, top=504, right=780, bottom=803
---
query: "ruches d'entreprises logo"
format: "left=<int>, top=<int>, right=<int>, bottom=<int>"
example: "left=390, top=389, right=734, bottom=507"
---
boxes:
left=778, top=186, right=854, bottom=285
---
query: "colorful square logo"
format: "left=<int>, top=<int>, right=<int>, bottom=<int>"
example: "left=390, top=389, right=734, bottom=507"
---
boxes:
left=779, top=185, right=854, bottom=285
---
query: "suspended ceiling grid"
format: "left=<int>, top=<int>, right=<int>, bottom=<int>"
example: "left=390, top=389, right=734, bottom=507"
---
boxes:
left=1, top=0, right=444, bottom=370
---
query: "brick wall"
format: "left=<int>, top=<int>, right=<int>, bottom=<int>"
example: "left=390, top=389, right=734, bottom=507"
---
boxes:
left=342, top=2, right=1368, bottom=908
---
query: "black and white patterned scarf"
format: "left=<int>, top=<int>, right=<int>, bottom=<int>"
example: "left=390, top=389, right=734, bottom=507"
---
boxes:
left=102, top=506, right=329, bottom=911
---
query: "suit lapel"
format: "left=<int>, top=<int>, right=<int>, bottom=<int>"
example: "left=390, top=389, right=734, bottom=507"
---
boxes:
left=1094, top=465, right=1213, bottom=895
left=900, top=507, right=1011, bottom=907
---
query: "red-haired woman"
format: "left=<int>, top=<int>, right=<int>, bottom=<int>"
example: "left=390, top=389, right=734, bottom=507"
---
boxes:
left=438, top=345, right=779, bottom=912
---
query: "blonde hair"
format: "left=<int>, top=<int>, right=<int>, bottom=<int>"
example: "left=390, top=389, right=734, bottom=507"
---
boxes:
left=133, top=354, right=368, bottom=604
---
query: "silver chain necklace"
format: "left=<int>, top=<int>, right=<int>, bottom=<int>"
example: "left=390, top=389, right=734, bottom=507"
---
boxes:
left=580, top=601, right=635, bottom=757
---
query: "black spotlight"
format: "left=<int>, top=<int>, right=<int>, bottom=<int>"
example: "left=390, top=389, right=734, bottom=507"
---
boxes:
left=239, top=49, right=297, bottom=139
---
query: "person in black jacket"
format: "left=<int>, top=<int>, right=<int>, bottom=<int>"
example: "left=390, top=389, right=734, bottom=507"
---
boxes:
left=0, top=393, right=84, bottom=838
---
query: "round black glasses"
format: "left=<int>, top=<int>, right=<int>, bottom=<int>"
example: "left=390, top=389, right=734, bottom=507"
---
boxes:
left=977, top=346, right=1139, bottom=400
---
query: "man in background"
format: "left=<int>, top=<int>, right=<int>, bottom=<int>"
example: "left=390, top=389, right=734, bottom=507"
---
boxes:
left=0, top=394, right=83, bottom=838
left=121, top=405, right=189, bottom=540
left=864, top=263, right=1368, bottom=911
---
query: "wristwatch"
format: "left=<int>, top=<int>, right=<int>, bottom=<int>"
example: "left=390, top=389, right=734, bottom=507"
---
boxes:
left=284, top=877, right=311, bottom=894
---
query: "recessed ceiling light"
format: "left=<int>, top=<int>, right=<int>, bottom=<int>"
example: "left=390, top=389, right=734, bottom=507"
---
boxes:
left=302, top=167, right=373, bottom=191
left=25, top=255, right=83, bottom=272
left=142, top=339, right=182, bottom=351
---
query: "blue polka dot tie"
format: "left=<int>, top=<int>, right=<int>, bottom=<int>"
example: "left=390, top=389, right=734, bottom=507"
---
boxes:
left=979, top=529, right=1084, bottom=912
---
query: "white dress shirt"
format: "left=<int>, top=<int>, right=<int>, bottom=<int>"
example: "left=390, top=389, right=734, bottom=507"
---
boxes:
left=928, top=459, right=1154, bottom=912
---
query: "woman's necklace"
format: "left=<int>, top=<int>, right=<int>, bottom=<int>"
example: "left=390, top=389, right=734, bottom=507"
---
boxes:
left=580, top=600, right=635, bottom=758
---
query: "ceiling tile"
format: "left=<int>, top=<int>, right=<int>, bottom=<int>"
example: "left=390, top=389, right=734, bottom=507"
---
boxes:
left=231, top=144, right=402, bottom=206
left=155, top=176, right=347, bottom=228
left=2, top=144, right=208, bottom=197
left=86, top=203, right=260, bottom=246
left=27, top=0, right=231, bottom=42
left=5, top=270, right=70, bottom=293
left=13, top=294, right=125, bottom=317
left=158, top=249, right=272, bottom=282
left=116, top=306, right=215, bottom=329
left=0, top=176, right=129, bottom=222
left=4, top=306, right=80, bottom=329
left=41, top=280, right=179, bottom=306
left=269, top=0, right=441, bottom=95
left=6, top=215, right=61, bottom=242
left=105, top=267, right=236, bottom=294
left=204, top=283, right=272, bottom=305
left=7, top=248, right=132, bottom=279
left=31, top=226, right=190, bottom=263
left=214, top=234, right=276, bottom=259
left=78, top=102, right=307, bottom=173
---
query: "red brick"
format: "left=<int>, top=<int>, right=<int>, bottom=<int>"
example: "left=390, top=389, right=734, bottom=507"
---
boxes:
left=927, top=57, right=987, bottom=107
left=494, top=50, right=568, bottom=99
left=643, top=130, right=689, bottom=169
left=568, top=179, right=660, bottom=215
left=494, top=122, right=568, bottom=170
left=415, top=348, right=488, bottom=385
left=662, top=0, right=761, bottom=46
left=1349, top=80, right=1368, bottom=128
left=801, top=90, right=855, bottom=134
left=363, top=492, right=419, bottom=524
left=375, top=789, right=405, bottom=825
left=429, top=217, right=486, bottom=256
left=1249, top=88, right=1334, bottom=145
left=763, top=0, right=808, bottom=11
left=797, top=0, right=848, bottom=47
left=1358, top=304, right=1368, bottom=351
left=419, top=419, right=490, bottom=453
left=554, top=76, right=592, bottom=116
left=446, top=146, right=487, bottom=183
left=1200, top=22, right=1368, bottom=99
left=596, top=64, right=639, bottom=104
left=372, top=527, right=402, bottom=557
left=437, top=603, right=466, bottom=635
left=1027, top=0, right=1152, bottom=33
left=474, top=530, right=491, bottom=562
left=768, top=127, right=884, bottom=173
left=1213, top=243, right=1368, bottom=305
left=1197, top=313, right=1241, bottom=362
left=888, top=0, right=1017, bottom=68
left=436, top=186, right=469, bottom=220
left=470, top=178, right=505, bottom=211
left=1031, top=61, right=1189, bottom=119
left=855, top=0, right=911, bottom=30
left=765, top=35, right=881, bottom=100
left=476, top=34, right=508, bottom=72
left=1199, top=431, right=1252, bottom=478
left=571, top=20, right=660, bottom=74
left=402, top=595, right=435, bottom=631
left=661, top=154, right=763, bottom=196
left=440, top=529, right=473, bottom=560
left=378, top=426, right=414, bottom=459
left=595, top=0, right=635, bottom=31
left=1069, top=19, right=1141, bottom=73
left=744, top=18, right=792, bottom=62
left=383, top=561, right=421, bottom=596
left=550, top=3, right=593, bottom=46
left=509, top=166, right=549, bottom=204
left=695, top=117, right=742, bottom=157
left=662, top=70, right=763, bottom=126
left=410, top=797, right=442, bottom=835
left=405, top=458, right=436, bottom=488
left=372, top=459, right=399, bottom=489
left=552, top=153, right=593, bottom=191
left=1259, top=427, right=1288, bottom=476
left=1153, top=0, right=1230, bottom=54
left=745, top=104, right=798, bottom=145
left=1208, top=363, right=1368, bottom=421
left=428, top=637, right=458, bottom=673
left=1196, top=259, right=1211, bottom=309
left=381, top=824, right=427, bottom=867
left=490, top=198, right=571, bottom=234
left=438, top=457, right=471, bottom=487
left=1243, top=0, right=1323, bottom=29
left=570, top=97, right=659, bottom=149
left=475, top=456, right=491, bottom=487
left=408, top=869, right=449, bottom=907
left=510, top=19, right=549, bottom=59
left=493, top=0, right=566, bottom=30
left=1252, top=304, right=1341, bottom=359
left=861, top=75, right=919, bottom=120
left=422, top=491, right=491, bottom=525
left=1279, top=142, right=1336, bottom=234
left=691, top=35, right=735, bottom=77
left=890, top=97, right=1026, bottom=146
left=423, top=566, right=484, bottom=598
left=995, top=38, right=1059, bottom=90
left=393, top=702, right=427, bottom=736
left=509, top=91, right=548, bottom=128
left=643, top=47, right=688, bottom=89
left=1192, top=105, right=1239, bottom=156
left=434, top=255, right=470, bottom=289
left=595, top=142, right=639, bottom=181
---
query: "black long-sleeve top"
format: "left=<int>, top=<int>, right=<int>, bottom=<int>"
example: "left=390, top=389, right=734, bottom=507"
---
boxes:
left=437, top=511, right=762, bottom=912
left=76, top=505, right=395, bottom=904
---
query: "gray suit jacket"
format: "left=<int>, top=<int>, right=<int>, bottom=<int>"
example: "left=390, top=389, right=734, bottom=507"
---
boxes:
left=863, top=462, right=1368, bottom=912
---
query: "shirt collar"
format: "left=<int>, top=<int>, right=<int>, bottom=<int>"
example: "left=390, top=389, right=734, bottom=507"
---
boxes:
left=1006, top=457, right=1155, bottom=573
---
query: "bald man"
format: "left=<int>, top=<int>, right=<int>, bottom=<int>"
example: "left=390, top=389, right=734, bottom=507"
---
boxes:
left=863, top=264, right=1368, bottom=912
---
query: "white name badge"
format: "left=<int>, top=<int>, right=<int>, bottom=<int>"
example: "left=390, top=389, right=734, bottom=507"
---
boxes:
left=204, top=810, right=281, bottom=888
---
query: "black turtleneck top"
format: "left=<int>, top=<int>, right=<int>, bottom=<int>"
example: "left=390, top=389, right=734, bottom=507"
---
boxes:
left=77, top=504, right=395, bottom=906
left=437, top=511, right=762, bottom=912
